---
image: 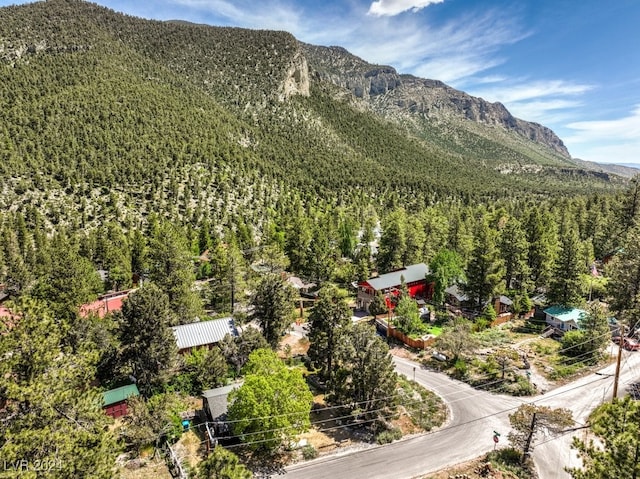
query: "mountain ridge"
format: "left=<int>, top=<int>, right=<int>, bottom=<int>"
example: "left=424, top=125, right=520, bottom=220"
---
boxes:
left=301, top=43, right=571, bottom=158
left=0, top=0, right=628, bottom=234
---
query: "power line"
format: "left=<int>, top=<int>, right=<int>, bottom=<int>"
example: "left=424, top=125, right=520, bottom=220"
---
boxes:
left=189, top=318, right=640, bottom=468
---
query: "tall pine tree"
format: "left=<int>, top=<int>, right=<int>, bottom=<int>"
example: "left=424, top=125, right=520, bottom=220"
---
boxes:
left=118, top=283, right=177, bottom=396
left=307, top=283, right=352, bottom=386
left=463, top=219, right=504, bottom=309
left=0, top=298, right=118, bottom=477
left=547, top=215, right=584, bottom=307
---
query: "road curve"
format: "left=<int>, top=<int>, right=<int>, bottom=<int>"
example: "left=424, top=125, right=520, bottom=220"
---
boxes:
left=284, top=357, right=521, bottom=479
left=284, top=349, right=640, bottom=479
left=531, top=345, right=640, bottom=479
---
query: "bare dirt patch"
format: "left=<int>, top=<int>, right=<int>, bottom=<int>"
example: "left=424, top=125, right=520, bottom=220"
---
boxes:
left=173, top=430, right=205, bottom=471
left=117, top=454, right=172, bottom=479
left=300, top=394, right=357, bottom=454
left=390, top=344, right=421, bottom=360
left=391, top=410, right=421, bottom=435
left=279, top=332, right=310, bottom=358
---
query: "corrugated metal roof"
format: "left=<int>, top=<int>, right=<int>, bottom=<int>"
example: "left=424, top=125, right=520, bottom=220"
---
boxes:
left=103, top=384, right=139, bottom=406
left=365, top=263, right=430, bottom=291
left=171, top=317, right=237, bottom=350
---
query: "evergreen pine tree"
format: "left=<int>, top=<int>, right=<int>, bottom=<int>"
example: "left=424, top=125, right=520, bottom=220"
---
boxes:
left=463, top=219, right=504, bottom=309
left=547, top=215, right=584, bottom=307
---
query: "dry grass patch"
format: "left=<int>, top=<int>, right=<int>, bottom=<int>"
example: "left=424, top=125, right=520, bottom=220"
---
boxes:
left=118, top=454, right=172, bottom=479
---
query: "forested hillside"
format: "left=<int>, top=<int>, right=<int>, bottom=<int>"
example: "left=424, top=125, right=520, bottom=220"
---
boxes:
left=3, top=1, right=640, bottom=476
left=0, top=0, right=627, bottom=236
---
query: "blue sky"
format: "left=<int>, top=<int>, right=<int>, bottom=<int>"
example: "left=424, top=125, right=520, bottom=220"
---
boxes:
left=3, top=0, right=639, bottom=165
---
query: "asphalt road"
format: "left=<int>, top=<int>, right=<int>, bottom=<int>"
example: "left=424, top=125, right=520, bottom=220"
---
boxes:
left=532, top=344, right=640, bottom=478
left=283, top=348, right=640, bottom=479
left=284, top=357, right=521, bottom=479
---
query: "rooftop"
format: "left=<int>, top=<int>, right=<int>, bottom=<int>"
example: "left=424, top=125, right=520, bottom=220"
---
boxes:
left=363, top=263, right=430, bottom=291
left=202, top=383, right=243, bottom=421
left=498, top=295, right=513, bottom=306
left=445, top=284, right=469, bottom=302
left=544, top=306, right=587, bottom=323
left=171, top=317, right=237, bottom=351
left=79, top=289, right=134, bottom=318
left=103, top=384, right=139, bottom=407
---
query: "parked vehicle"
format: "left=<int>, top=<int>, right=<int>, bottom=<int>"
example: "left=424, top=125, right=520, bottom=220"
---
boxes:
left=623, top=337, right=640, bottom=351
left=432, top=351, right=448, bottom=362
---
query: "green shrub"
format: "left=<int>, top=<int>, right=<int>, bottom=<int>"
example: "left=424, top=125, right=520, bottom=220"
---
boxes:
left=549, top=364, right=580, bottom=380
left=453, top=358, right=468, bottom=378
left=473, top=318, right=491, bottom=332
left=531, top=341, right=554, bottom=355
left=486, top=447, right=536, bottom=478
left=474, top=327, right=510, bottom=347
left=376, top=428, right=402, bottom=444
left=301, top=444, right=318, bottom=460
left=502, top=374, right=536, bottom=396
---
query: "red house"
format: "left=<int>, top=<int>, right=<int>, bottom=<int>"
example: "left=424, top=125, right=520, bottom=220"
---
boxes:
left=79, top=289, right=134, bottom=318
left=357, top=263, right=432, bottom=312
left=102, top=384, right=139, bottom=418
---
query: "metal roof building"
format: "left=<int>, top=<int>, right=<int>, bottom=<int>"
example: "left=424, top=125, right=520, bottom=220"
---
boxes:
left=102, top=384, right=139, bottom=418
left=171, top=317, right=238, bottom=353
left=366, top=263, right=430, bottom=292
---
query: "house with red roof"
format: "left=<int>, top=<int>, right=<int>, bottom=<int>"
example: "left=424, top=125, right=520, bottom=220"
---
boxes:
left=79, top=289, right=134, bottom=318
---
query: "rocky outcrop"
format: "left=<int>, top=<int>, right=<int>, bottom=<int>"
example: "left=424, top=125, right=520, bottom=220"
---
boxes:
left=301, top=44, right=401, bottom=100
left=280, top=49, right=310, bottom=100
left=301, top=43, right=570, bottom=158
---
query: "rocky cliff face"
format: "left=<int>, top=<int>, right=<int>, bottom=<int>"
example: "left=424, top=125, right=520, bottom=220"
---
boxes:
left=301, top=43, right=570, bottom=158
left=280, top=49, right=310, bottom=100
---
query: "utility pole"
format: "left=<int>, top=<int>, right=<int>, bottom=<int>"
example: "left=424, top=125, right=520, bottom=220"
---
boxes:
left=612, top=333, right=624, bottom=401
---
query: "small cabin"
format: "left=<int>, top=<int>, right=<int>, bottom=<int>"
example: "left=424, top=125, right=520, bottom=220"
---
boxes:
left=102, top=384, right=139, bottom=418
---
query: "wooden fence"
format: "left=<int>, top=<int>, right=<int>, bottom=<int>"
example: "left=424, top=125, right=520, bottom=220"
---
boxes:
left=374, top=318, right=435, bottom=350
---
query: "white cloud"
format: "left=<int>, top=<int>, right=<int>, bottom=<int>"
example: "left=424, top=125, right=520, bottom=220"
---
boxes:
left=471, top=75, right=509, bottom=85
left=412, top=56, right=505, bottom=84
left=348, top=9, right=528, bottom=85
left=474, top=80, right=593, bottom=105
left=566, top=105, right=640, bottom=141
left=562, top=105, right=640, bottom=164
left=367, top=0, right=445, bottom=17
left=173, top=0, right=303, bottom=33
left=465, top=79, right=593, bottom=125
left=508, top=100, right=585, bottom=125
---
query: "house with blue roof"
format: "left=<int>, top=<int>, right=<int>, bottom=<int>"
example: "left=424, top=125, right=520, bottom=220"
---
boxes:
left=543, top=306, right=587, bottom=333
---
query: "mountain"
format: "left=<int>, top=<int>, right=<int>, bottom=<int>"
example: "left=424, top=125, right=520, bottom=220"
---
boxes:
left=0, top=0, right=626, bottom=231
left=302, top=44, right=570, bottom=158
left=567, top=159, right=639, bottom=179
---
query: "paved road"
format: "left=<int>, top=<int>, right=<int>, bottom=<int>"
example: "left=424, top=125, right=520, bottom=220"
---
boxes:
left=285, top=357, right=521, bottom=479
left=532, top=344, right=640, bottom=479
left=283, top=348, right=640, bottom=479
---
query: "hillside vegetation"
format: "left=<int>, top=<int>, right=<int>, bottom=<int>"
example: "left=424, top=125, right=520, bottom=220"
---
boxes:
left=2, top=3, right=640, bottom=475
left=0, top=0, right=626, bottom=233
